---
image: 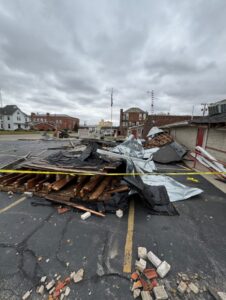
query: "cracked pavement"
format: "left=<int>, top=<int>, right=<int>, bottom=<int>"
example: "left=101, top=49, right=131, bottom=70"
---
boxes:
left=0, top=139, right=226, bottom=299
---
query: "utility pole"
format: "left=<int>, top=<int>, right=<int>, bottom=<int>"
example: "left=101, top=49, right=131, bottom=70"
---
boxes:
left=201, top=103, right=208, bottom=116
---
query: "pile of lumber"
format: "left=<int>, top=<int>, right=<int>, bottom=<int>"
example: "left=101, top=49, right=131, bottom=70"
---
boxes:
left=145, top=133, right=173, bottom=148
left=0, top=170, right=129, bottom=216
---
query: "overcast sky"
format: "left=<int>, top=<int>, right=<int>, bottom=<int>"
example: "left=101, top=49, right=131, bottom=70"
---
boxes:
left=0, top=0, right=226, bottom=125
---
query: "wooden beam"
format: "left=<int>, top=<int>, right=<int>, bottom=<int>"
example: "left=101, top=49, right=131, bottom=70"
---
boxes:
left=79, top=175, right=103, bottom=197
left=51, top=175, right=77, bottom=191
left=45, top=196, right=105, bottom=217
left=89, top=177, right=112, bottom=201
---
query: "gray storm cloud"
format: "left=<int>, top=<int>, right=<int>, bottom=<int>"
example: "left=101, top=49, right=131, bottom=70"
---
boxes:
left=0, top=0, right=226, bottom=124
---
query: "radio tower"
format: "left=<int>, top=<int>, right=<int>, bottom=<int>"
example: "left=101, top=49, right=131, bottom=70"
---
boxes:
left=147, top=90, right=154, bottom=115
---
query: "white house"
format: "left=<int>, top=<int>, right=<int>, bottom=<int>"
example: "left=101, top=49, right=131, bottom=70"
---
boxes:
left=0, top=105, right=30, bottom=130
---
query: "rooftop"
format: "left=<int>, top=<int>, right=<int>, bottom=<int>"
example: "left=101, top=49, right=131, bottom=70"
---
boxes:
left=124, top=107, right=147, bottom=113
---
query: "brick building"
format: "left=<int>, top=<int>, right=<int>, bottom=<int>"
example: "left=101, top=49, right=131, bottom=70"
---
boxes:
left=119, top=107, right=148, bottom=136
left=143, top=114, right=198, bottom=138
left=31, top=113, right=79, bottom=131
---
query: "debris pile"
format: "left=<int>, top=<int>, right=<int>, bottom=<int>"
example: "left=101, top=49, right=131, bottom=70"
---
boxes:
left=131, top=247, right=170, bottom=299
left=0, top=138, right=203, bottom=217
left=192, top=146, right=226, bottom=181
left=23, top=268, right=84, bottom=299
left=145, top=127, right=187, bottom=163
left=145, top=131, right=173, bottom=148
left=131, top=247, right=207, bottom=299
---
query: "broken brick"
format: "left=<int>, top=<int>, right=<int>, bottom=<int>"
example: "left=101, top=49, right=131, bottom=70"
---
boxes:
left=131, top=272, right=139, bottom=281
left=132, top=280, right=143, bottom=291
left=57, top=207, right=70, bottom=214
left=143, top=268, right=158, bottom=280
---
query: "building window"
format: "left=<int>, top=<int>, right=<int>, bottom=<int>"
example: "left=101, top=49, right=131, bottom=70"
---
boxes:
left=143, top=114, right=146, bottom=120
left=8, top=124, right=11, bottom=129
left=125, top=113, right=129, bottom=121
left=139, top=113, right=142, bottom=121
left=7, top=116, right=10, bottom=120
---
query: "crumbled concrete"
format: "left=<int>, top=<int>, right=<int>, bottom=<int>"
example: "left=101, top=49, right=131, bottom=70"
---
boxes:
left=22, top=290, right=32, bottom=300
left=133, top=288, right=141, bottom=299
left=81, top=212, right=91, bottom=220
left=49, top=287, right=55, bottom=294
left=218, top=292, right=226, bottom=300
left=135, top=258, right=147, bottom=272
left=188, top=282, right=199, bottom=294
left=46, top=279, right=55, bottom=291
left=157, top=261, right=171, bottom=278
left=116, top=209, right=123, bottom=218
left=147, top=251, right=162, bottom=268
left=141, top=290, right=153, bottom=300
left=64, top=286, right=71, bottom=296
left=179, top=273, right=189, bottom=281
left=73, top=268, right=84, bottom=283
left=36, top=285, right=44, bottom=295
left=24, top=191, right=33, bottom=197
left=40, top=276, right=47, bottom=283
left=177, top=281, right=187, bottom=294
left=153, top=286, right=168, bottom=299
left=138, top=247, right=147, bottom=259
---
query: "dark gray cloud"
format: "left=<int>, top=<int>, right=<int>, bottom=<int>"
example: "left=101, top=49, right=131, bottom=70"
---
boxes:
left=0, top=0, right=226, bottom=124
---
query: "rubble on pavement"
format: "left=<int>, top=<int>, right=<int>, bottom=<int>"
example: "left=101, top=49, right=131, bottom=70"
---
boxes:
left=129, top=246, right=219, bottom=299
left=0, top=137, right=203, bottom=218
left=23, top=268, right=84, bottom=299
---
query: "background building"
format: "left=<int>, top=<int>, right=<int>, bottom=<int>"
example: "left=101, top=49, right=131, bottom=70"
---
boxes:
left=31, top=113, right=79, bottom=131
left=98, top=119, right=113, bottom=127
left=142, top=114, right=199, bottom=138
left=0, top=105, right=30, bottom=130
left=160, top=99, right=226, bottom=162
left=119, top=107, right=148, bottom=136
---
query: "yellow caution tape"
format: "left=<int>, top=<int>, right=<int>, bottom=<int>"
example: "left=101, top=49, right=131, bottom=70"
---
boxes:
left=0, top=169, right=226, bottom=176
left=186, top=177, right=199, bottom=183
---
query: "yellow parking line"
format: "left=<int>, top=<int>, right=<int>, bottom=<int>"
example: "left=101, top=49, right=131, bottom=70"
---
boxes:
left=0, top=196, right=27, bottom=214
left=123, top=199, right=135, bottom=273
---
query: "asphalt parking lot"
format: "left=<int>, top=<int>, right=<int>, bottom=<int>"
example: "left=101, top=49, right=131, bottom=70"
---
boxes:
left=0, top=139, right=226, bottom=299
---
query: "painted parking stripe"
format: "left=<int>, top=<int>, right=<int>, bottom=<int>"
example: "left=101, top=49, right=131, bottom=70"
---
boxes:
left=123, top=199, right=135, bottom=273
left=0, top=196, right=27, bottom=214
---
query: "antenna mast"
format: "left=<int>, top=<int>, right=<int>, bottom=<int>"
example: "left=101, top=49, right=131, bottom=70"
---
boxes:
left=147, top=90, right=154, bottom=115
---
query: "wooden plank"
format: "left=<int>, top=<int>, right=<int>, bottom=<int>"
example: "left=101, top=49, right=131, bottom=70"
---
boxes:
left=74, top=176, right=90, bottom=197
left=79, top=175, right=103, bottom=198
left=35, top=177, right=50, bottom=191
left=0, top=174, right=24, bottom=186
left=106, top=185, right=129, bottom=194
left=13, top=174, right=35, bottom=188
left=51, top=175, right=77, bottom=191
left=0, top=173, right=19, bottom=184
left=89, top=177, right=112, bottom=201
left=24, top=175, right=45, bottom=190
left=45, top=196, right=105, bottom=217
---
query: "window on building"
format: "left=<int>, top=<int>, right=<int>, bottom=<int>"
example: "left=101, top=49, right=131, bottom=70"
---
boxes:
left=125, top=113, right=129, bottom=121
left=139, top=113, right=142, bottom=120
left=7, top=116, right=10, bottom=120
left=143, top=114, right=146, bottom=120
left=8, top=124, right=11, bottom=129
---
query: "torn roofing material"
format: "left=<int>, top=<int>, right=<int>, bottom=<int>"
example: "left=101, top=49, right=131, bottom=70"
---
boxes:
left=147, top=126, right=164, bottom=138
